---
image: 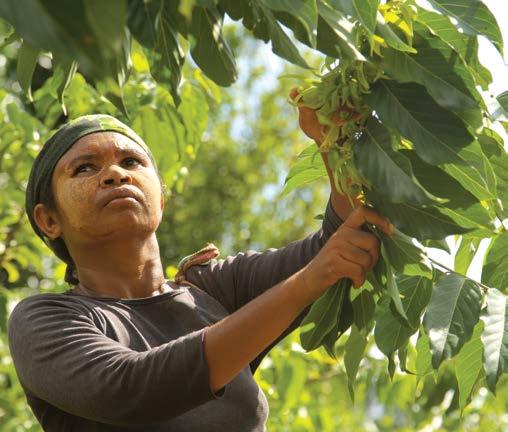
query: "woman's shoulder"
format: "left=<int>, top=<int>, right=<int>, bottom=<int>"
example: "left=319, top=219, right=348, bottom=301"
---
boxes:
left=8, top=291, right=93, bottom=328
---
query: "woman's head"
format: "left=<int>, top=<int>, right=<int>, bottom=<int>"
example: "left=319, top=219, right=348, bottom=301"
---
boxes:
left=26, top=115, right=165, bottom=285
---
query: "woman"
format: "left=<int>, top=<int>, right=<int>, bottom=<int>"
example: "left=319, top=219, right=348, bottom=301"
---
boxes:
left=7, top=96, right=393, bottom=431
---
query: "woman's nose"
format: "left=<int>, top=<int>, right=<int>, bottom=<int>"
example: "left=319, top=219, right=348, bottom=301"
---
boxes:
left=101, top=165, right=132, bottom=186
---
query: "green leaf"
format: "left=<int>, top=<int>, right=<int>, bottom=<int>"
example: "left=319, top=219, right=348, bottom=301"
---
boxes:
left=423, top=273, right=482, bottom=369
left=344, top=324, right=368, bottom=402
left=482, top=235, right=508, bottom=293
left=436, top=204, right=494, bottom=238
left=51, top=54, right=78, bottom=116
left=374, top=296, right=413, bottom=357
left=375, top=11, right=416, bottom=53
left=300, top=279, right=349, bottom=351
left=415, top=331, right=433, bottom=385
left=415, top=7, right=492, bottom=90
left=262, top=0, right=318, bottom=47
left=380, top=230, right=433, bottom=280
left=84, top=0, right=126, bottom=57
left=352, top=289, right=375, bottom=331
left=427, top=0, right=504, bottom=56
left=481, top=288, right=508, bottom=394
left=280, top=144, right=327, bottom=197
left=316, top=0, right=366, bottom=61
left=366, top=81, right=474, bottom=166
left=380, top=242, right=408, bottom=322
left=497, top=91, right=508, bottom=113
left=16, top=39, right=39, bottom=102
left=354, top=118, right=444, bottom=205
left=321, top=281, right=354, bottom=358
left=380, top=22, right=482, bottom=119
left=375, top=275, right=431, bottom=373
left=329, top=0, right=379, bottom=35
left=454, top=236, right=480, bottom=275
left=242, top=1, right=311, bottom=68
left=367, top=191, right=470, bottom=240
left=190, top=6, right=238, bottom=86
left=389, top=276, right=431, bottom=333
left=455, top=321, right=483, bottom=412
left=129, top=0, right=185, bottom=104
left=400, top=149, right=478, bottom=209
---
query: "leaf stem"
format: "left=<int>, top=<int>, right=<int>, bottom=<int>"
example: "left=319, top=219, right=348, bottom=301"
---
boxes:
left=422, top=250, right=490, bottom=294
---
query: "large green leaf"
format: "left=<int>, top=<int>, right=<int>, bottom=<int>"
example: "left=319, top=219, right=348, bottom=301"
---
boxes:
left=354, top=118, right=444, bottom=205
left=427, top=0, right=503, bottom=56
left=440, top=141, right=497, bottom=202
left=367, top=191, right=470, bottom=240
left=415, top=6, right=492, bottom=89
left=455, top=322, right=483, bottom=411
left=366, top=81, right=473, bottom=166
left=280, top=144, right=327, bottom=197
left=344, top=324, right=368, bottom=401
left=373, top=274, right=432, bottom=358
left=128, top=0, right=185, bottom=104
left=84, top=0, right=126, bottom=55
left=380, top=242, right=408, bottom=322
left=454, top=236, right=481, bottom=275
left=400, top=149, right=478, bottom=209
left=436, top=203, right=494, bottom=239
left=481, top=288, right=508, bottom=393
left=398, top=275, right=433, bottom=329
left=415, top=331, right=432, bottom=385
left=316, top=0, right=365, bottom=61
left=16, top=39, right=39, bottom=102
left=300, top=279, right=348, bottom=351
left=51, top=54, right=78, bottom=115
left=423, top=273, right=482, bottom=369
left=190, top=6, right=238, bottom=86
left=352, top=289, right=375, bottom=331
left=328, top=0, right=379, bottom=35
left=242, top=1, right=310, bottom=68
left=262, top=0, right=318, bottom=47
left=380, top=22, right=482, bottom=120
left=375, top=296, right=412, bottom=357
left=375, top=11, right=416, bottom=53
left=482, top=235, right=508, bottom=293
left=380, top=230, right=433, bottom=279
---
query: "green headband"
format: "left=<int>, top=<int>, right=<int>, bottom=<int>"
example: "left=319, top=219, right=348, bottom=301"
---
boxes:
left=25, top=114, right=157, bottom=244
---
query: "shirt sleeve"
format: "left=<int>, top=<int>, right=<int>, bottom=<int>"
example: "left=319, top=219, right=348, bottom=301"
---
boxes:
left=184, top=195, right=344, bottom=372
left=7, top=296, right=224, bottom=427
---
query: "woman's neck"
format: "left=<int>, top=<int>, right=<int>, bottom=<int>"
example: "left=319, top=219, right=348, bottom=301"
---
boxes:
left=69, top=234, right=169, bottom=299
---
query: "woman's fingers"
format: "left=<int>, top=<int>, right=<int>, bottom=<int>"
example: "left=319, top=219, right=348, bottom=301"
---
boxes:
left=340, top=243, right=373, bottom=273
left=338, top=256, right=365, bottom=288
left=343, top=205, right=394, bottom=236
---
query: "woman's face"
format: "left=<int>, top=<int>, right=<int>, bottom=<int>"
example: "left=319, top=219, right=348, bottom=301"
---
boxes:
left=42, top=131, right=164, bottom=246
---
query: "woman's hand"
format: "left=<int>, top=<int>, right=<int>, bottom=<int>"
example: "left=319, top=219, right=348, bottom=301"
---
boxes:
left=289, top=87, right=363, bottom=146
left=299, top=206, right=394, bottom=299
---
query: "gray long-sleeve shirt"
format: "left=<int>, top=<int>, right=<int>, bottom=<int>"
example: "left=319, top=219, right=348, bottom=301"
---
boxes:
left=7, top=197, right=343, bottom=431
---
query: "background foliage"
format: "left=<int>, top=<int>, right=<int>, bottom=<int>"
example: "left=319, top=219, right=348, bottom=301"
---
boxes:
left=1, top=1, right=508, bottom=431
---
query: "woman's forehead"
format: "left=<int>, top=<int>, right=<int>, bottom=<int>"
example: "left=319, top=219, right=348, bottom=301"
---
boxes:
left=56, top=132, right=146, bottom=168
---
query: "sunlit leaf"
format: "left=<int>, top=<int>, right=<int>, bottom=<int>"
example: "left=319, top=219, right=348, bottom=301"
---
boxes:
left=423, top=273, right=482, bottom=369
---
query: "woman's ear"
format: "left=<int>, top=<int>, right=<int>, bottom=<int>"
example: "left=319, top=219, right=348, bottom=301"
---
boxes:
left=33, top=203, right=63, bottom=239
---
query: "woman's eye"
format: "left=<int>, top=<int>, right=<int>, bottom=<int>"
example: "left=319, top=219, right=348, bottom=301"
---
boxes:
left=123, top=157, right=141, bottom=167
left=75, top=164, right=93, bottom=174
